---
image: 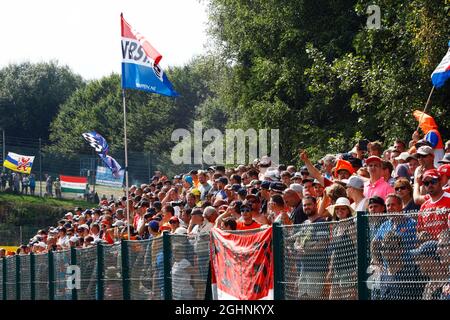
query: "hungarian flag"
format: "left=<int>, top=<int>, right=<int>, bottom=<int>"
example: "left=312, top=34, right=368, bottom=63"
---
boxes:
left=60, top=175, right=87, bottom=194
left=431, top=41, right=450, bottom=88
left=210, top=227, right=274, bottom=300
left=120, top=13, right=178, bottom=97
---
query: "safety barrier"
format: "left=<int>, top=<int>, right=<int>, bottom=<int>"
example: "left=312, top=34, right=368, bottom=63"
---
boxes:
left=0, top=232, right=212, bottom=300
left=2, top=211, right=450, bottom=300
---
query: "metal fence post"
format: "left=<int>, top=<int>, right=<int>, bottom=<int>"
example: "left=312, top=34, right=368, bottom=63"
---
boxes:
left=357, top=211, right=369, bottom=300
left=97, top=244, right=104, bottom=300
left=2, top=258, right=6, bottom=300
left=48, top=251, right=55, bottom=300
left=272, top=222, right=284, bottom=300
left=16, top=255, right=20, bottom=300
left=121, top=240, right=130, bottom=300
left=70, top=247, right=77, bottom=301
left=163, top=231, right=172, bottom=300
left=30, top=253, right=35, bottom=300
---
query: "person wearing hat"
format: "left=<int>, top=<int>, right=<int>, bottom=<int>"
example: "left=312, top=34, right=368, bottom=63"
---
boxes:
left=327, top=197, right=357, bottom=299
left=418, top=169, right=450, bottom=240
left=236, top=203, right=262, bottom=230
left=413, top=146, right=436, bottom=195
left=291, top=172, right=303, bottom=184
left=344, top=176, right=369, bottom=212
left=269, top=182, right=287, bottom=195
left=259, top=180, right=271, bottom=215
left=437, top=164, right=450, bottom=193
left=364, top=156, right=394, bottom=201
left=438, top=153, right=450, bottom=165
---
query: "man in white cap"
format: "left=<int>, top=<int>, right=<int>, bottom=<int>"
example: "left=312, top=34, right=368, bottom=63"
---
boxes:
left=345, top=176, right=368, bottom=211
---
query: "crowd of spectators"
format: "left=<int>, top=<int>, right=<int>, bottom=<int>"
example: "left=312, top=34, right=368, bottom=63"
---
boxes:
left=1, top=129, right=450, bottom=300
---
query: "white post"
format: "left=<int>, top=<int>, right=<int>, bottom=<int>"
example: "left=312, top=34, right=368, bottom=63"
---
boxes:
left=122, top=90, right=131, bottom=240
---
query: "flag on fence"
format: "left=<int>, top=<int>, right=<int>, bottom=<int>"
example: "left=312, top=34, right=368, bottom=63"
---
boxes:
left=120, top=13, right=178, bottom=97
left=210, top=227, right=274, bottom=300
left=60, top=175, right=88, bottom=194
left=431, top=41, right=450, bottom=88
left=2, top=152, right=35, bottom=174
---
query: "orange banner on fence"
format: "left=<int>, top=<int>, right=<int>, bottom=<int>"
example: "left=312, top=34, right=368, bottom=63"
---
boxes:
left=210, top=227, right=274, bottom=300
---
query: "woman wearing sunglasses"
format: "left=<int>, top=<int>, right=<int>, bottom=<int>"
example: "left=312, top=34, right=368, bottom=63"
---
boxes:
left=394, top=178, right=420, bottom=212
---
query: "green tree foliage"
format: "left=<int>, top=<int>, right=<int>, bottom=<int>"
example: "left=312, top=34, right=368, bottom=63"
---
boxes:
left=0, top=61, right=84, bottom=139
left=207, top=0, right=450, bottom=162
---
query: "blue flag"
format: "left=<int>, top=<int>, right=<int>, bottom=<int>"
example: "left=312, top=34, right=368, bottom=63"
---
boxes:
left=121, top=15, right=178, bottom=97
left=82, top=131, right=122, bottom=178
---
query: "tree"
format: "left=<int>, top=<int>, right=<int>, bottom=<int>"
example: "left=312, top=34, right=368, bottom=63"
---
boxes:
left=0, top=61, right=84, bottom=139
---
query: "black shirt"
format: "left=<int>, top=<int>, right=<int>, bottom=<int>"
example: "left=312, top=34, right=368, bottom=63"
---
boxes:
left=290, top=202, right=307, bottom=225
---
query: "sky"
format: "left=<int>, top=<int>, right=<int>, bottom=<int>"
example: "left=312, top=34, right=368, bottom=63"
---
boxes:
left=0, top=0, right=209, bottom=80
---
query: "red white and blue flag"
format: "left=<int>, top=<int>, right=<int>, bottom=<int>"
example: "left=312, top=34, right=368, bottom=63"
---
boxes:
left=431, top=41, right=450, bottom=88
left=121, top=14, right=178, bottom=97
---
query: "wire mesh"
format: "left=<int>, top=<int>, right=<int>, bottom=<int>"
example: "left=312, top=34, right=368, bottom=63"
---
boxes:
left=103, top=243, right=123, bottom=300
left=34, top=253, right=49, bottom=300
left=171, top=233, right=210, bottom=300
left=127, top=239, right=154, bottom=300
left=5, top=256, right=16, bottom=300
left=19, top=254, right=31, bottom=300
left=365, top=211, right=450, bottom=300
left=76, top=246, right=97, bottom=300
left=281, top=218, right=357, bottom=300
left=53, top=250, right=72, bottom=300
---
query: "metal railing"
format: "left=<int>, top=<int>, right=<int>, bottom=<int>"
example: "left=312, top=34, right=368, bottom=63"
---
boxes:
left=1, top=211, right=450, bottom=300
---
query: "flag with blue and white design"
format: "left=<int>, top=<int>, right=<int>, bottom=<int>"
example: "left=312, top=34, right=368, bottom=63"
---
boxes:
left=431, top=41, right=450, bottom=88
left=120, top=14, right=178, bottom=97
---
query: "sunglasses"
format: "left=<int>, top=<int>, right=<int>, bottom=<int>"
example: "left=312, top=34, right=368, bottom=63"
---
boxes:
left=395, top=186, right=407, bottom=192
left=423, top=178, right=439, bottom=187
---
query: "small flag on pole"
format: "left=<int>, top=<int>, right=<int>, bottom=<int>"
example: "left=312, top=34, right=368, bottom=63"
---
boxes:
left=121, top=14, right=178, bottom=97
left=431, top=41, right=450, bottom=88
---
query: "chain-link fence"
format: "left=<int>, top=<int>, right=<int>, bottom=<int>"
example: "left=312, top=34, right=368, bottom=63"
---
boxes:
left=76, top=246, right=97, bottom=300
left=1, top=213, right=450, bottom=300
left=34, top=253, right=49, bottom=300
left=364, top=211, right=450, bottom=300
left=281, top=218, right=357, bottom=300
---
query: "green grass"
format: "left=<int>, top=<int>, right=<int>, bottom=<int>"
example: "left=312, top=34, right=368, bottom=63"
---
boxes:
left=0, top=192, right=91, bottom=209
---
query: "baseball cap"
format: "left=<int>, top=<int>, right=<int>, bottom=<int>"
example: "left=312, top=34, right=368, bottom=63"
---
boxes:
left=291, top=172, right=302, bottom=180
left=437, top=164, right=450, bottom=178
left=368, top=196, right=385, bottom=206
left=65, top=212, right=73, bottom=217
left=395, top=152, right=411, bottom=162
left=344, top=176, right=365, bottom=190
left=191, top=188, right=201, bottom=196
left=423, top=169, right=440, bottom=180
left=264, top=169, right=280, bottom=181
left=231, top=184, right=242, bottom=192
left=247, top=179, right=262, bottom=188
left=260, top=180, right=271, bottom=190
left=416, top=146, right=434, bottom=156
left=112, top=220, right=125, bottom=227
left=287, top=183, right=303, bottom=194
left=259, top=156, right=272, bottom=167
left=237, top=188, right=247, bottom=196
left=438, top=153, right=450, bottom=164
left=269, top=182, right=287, bottom=193
left=365, top=156, right=383, bottom=165
left=78, top=224, right=89, bottom=230
left=148, top=221, right=160, bottom=232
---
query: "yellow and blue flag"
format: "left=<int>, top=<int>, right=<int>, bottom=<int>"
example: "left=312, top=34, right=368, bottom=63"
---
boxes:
left=3, top=152, right=35, bottom=174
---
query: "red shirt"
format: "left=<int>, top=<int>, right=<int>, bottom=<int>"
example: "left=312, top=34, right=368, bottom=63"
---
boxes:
left=419, top=192, right=450, bottom=239
left=236, top=220, right=261, bottom=230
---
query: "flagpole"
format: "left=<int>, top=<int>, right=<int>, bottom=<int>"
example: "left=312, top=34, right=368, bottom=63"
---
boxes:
left=122, top=89, right=131, bottom=241
left=416, top=86, right=435, bottom=132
